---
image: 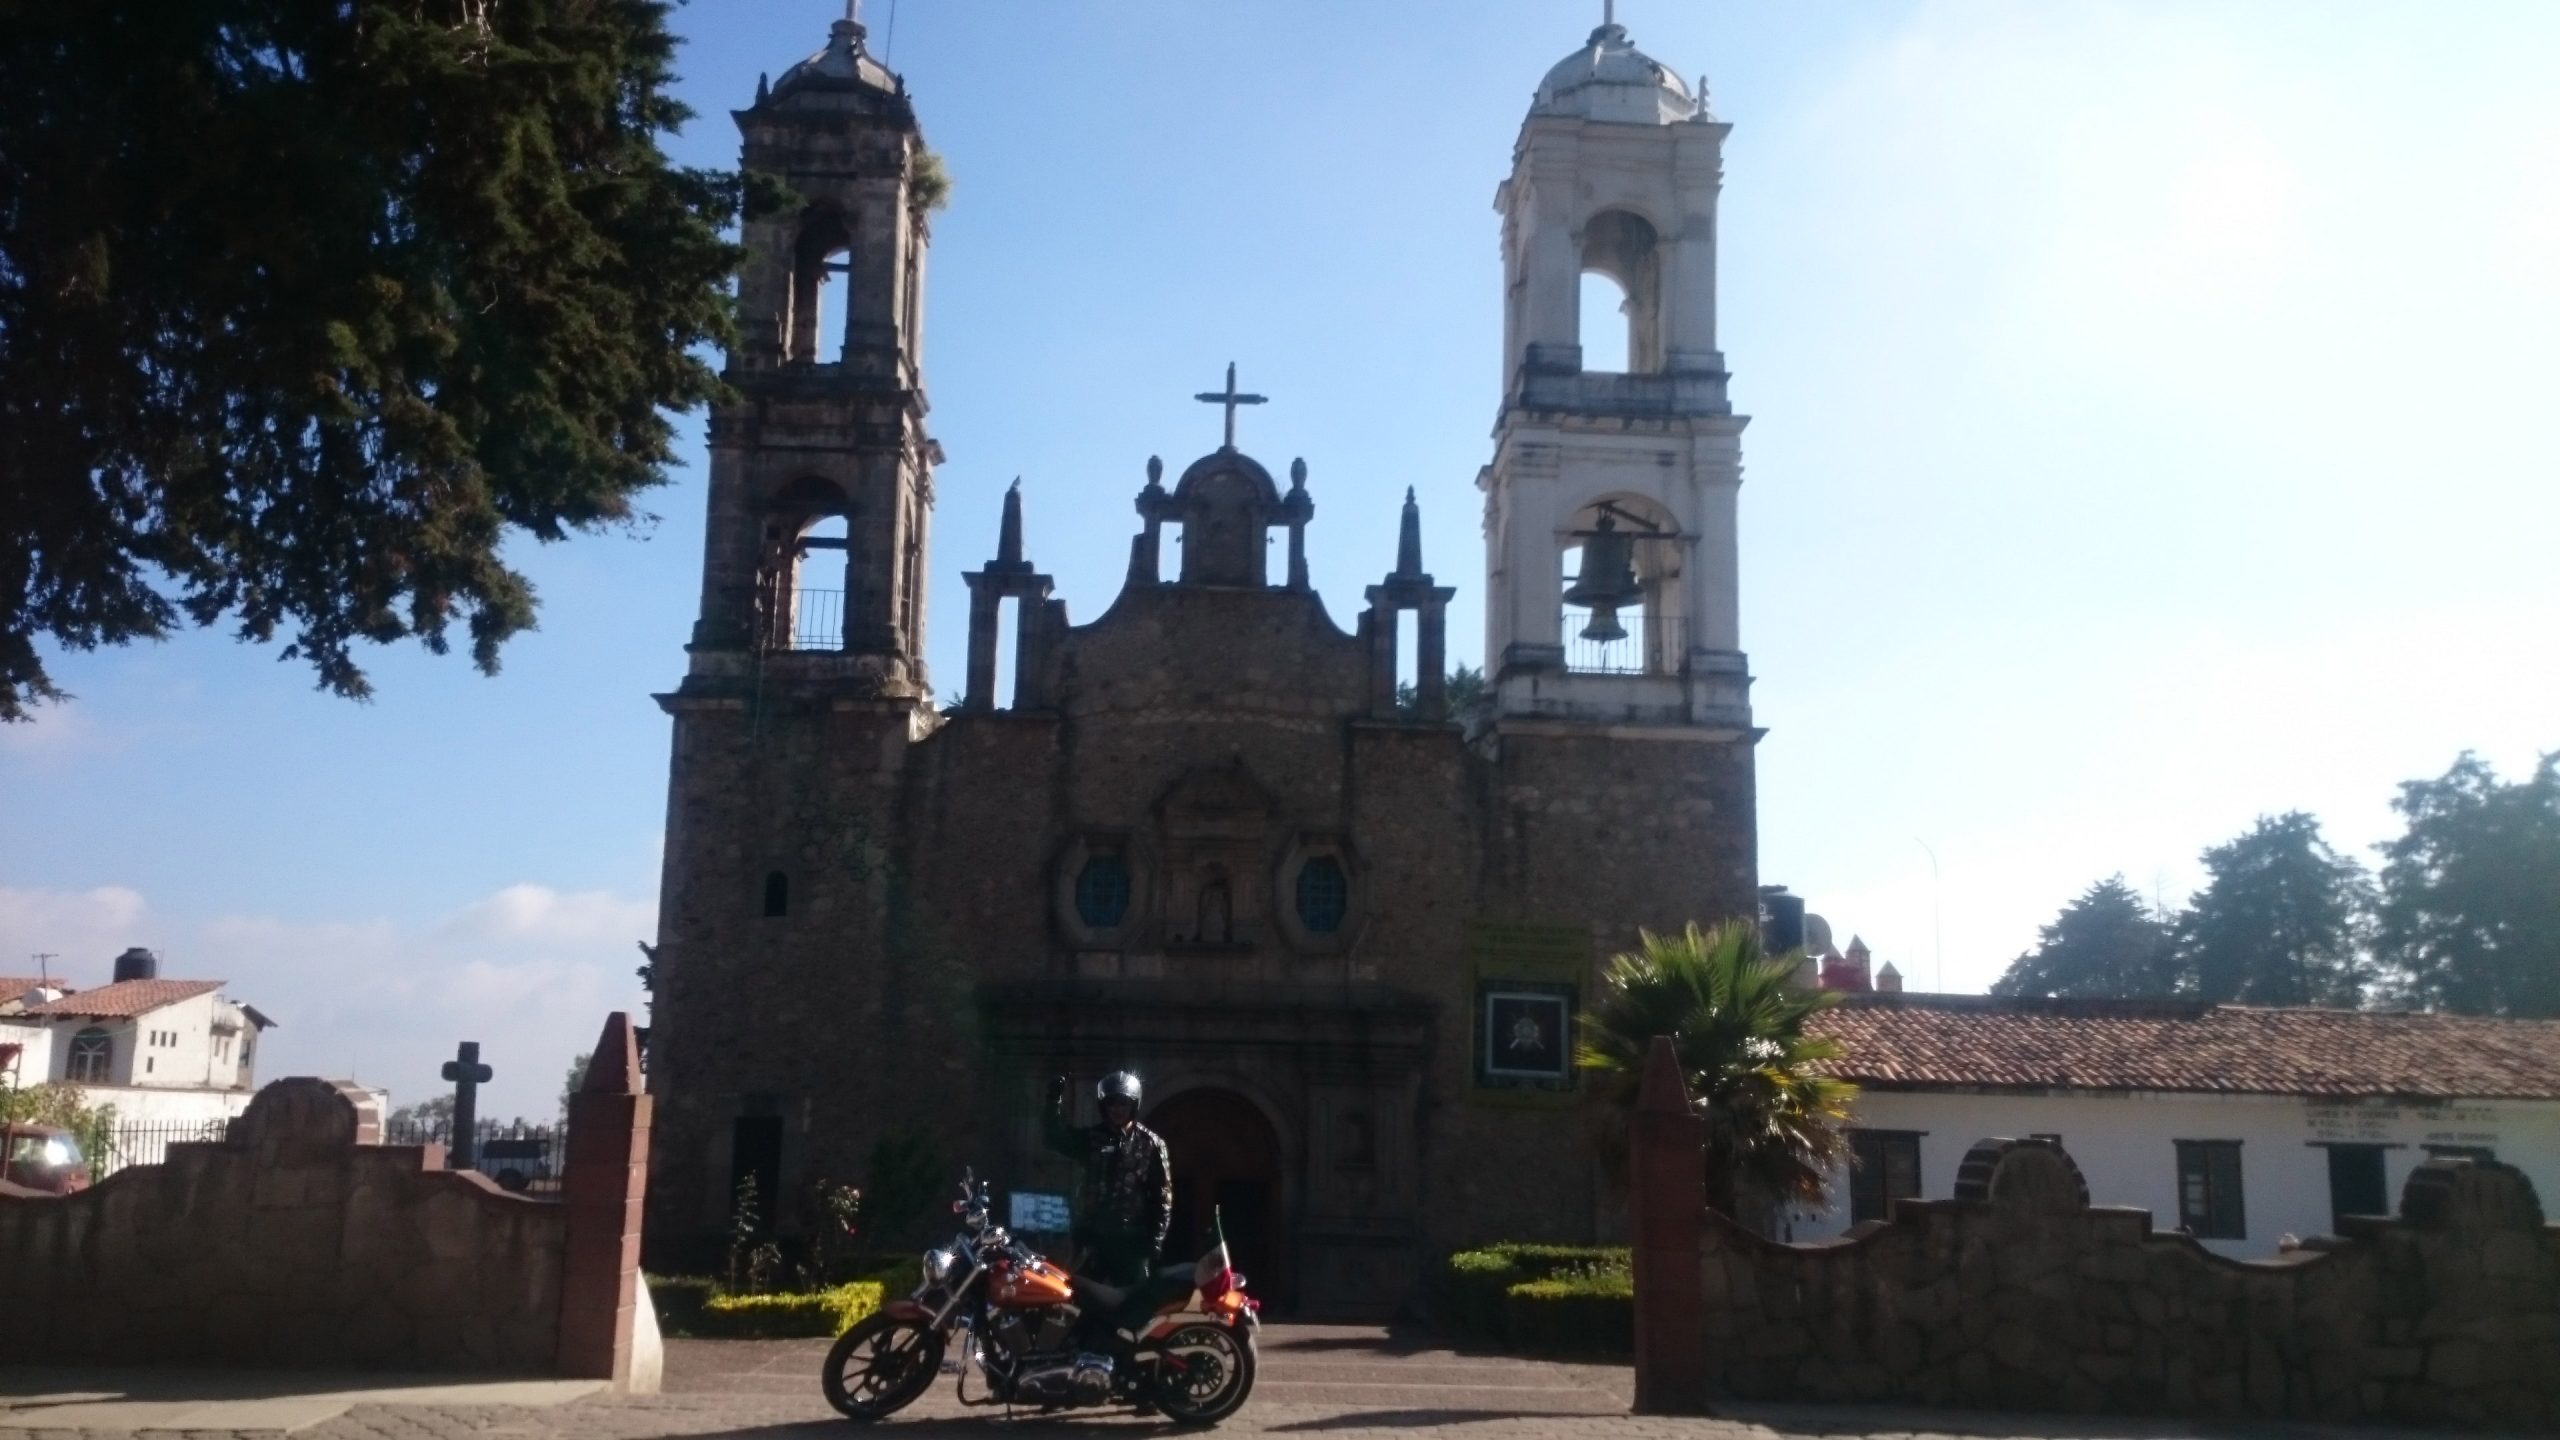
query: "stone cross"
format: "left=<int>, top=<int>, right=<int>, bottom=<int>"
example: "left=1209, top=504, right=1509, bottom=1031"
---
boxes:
left=1192, top=362, right=1267, bottom=451
left=441, top=1039, right=493, bottom=1171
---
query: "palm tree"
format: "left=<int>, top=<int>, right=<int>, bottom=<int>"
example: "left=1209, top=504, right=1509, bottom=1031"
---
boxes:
left=1576, top=920, right=1857, bottom=1220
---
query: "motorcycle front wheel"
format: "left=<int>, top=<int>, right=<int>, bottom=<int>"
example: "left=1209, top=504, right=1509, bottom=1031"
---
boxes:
left=821, top=1313, right=945, bottom=1422
left=1148, top=1321, right=1257, bottom=1425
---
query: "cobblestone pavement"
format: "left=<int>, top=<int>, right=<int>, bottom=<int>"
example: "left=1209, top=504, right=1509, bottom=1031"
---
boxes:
left=0, top=1327, right=2499, bottom=1440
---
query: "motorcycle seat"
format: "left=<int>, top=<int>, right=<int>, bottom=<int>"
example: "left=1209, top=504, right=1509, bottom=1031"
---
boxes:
left=1071, top=1266, right=1196, bottom=1315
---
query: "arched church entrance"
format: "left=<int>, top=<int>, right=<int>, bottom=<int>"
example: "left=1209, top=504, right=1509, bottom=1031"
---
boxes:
left=1147, top=1087, right=1292, bottom=1312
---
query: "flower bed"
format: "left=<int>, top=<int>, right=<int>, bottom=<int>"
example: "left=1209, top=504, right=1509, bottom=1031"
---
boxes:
left=647, top=1275, right=885, bottom=1338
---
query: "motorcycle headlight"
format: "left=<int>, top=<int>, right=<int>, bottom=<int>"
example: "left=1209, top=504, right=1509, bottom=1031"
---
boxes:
left=923, top=1247, right=958, bottom=1283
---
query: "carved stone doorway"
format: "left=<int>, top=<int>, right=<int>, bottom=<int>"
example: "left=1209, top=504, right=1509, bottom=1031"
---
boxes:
left=1149, top=1087, right=1292, bottom=1313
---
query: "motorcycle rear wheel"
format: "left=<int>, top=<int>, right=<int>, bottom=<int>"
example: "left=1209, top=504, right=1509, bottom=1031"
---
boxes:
left=822, top=1314, right=944, bottom=1422
left=1148, top=1321, right=1256, bottom=1425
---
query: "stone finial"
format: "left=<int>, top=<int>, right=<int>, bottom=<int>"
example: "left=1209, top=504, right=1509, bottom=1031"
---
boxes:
left=1954, top=1136, right=2091, bottom=1217
left=755, top=71, right=770, bottom=104
left=1144, top=455, right=1165, bottom=492
left=2401, top=1156, right=2546, bottom=1232
left=996, top=478, right=1025, bottom=567
left=1289, top=457, right=1307, bottom=492
left=1635, top=1034, right=1692, bottom=1117
left=230, top=1077, right=381, bottom=1157
left=1395, top=486, right=1424, bottom=578
left=581, top=1011, right=643, bottom=1097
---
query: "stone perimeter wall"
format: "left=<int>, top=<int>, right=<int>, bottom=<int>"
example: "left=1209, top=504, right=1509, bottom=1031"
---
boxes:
left=1625, top=1040, right=2560, bottom=1430
left=0, top=1015, right=654, bottom=1385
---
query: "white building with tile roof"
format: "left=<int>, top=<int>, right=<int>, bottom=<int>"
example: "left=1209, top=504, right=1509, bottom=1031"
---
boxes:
left=1792, top=992, right=2560, bottom=1259
left=0, top=948, right=275, bottom=1129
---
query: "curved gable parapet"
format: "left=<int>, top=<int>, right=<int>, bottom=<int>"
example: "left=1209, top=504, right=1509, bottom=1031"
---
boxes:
left=1173, top=449, right=1283, bottom=507
left=1053, top=585, right=1366, bottom=724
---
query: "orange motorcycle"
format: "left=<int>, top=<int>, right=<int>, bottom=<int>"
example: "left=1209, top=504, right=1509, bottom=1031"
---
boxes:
left=822, top=1170, right=1260, bottom=1424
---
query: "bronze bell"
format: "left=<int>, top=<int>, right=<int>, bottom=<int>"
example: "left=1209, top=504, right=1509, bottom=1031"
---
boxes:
left=1562, top=514, right=1641, bottom=641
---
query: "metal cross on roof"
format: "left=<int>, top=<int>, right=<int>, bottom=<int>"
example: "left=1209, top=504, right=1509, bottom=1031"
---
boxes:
left=1193, top=362, right=1267, bottom=451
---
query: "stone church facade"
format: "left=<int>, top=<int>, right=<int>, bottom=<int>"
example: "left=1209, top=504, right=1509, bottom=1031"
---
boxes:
left=647, top=14, right=1759, bottom=1316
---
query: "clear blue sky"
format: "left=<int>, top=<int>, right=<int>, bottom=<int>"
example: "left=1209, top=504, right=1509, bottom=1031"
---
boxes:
left=6, top=0, right=2556, bottom=1119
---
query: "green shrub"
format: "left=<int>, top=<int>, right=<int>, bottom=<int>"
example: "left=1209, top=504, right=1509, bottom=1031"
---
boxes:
left=690, top=1281, right=885, bottom=1338
left=1438, top=1244, right=1629, bottom=1349
left=1503, top=1271, right=1633, bottom=1355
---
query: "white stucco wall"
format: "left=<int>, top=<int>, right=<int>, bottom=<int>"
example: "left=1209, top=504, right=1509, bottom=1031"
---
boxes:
left=1792, top=1088, right=2560, bottom=1260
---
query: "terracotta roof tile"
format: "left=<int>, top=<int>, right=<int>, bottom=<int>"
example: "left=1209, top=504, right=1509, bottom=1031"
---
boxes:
left=20, top=979, right=224, bottom=1020
left=1808, top=995, right=2560, bottom=1101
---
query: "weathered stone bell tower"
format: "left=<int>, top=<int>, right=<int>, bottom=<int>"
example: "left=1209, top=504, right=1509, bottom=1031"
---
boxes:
left=648, top=10, right=946, bottom=1256
left=688, top=8, right=939, bottom=691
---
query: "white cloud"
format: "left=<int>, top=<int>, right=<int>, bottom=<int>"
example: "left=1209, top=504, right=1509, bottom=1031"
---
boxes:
left=440, top=884, right=658, bottom=946
left=0, top=885, right=149, bottom=974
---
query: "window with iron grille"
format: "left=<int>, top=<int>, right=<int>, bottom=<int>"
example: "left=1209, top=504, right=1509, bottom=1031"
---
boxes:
left=1075, top=856, right=1131, bottom=929
left=2176, top=1140, right=2247, bottom=1239
left=66, top=1027, right=113, bottom=1084
left=1294, top=856, right=1349, bottom=934
left=1849, top=1129, right=1923, bottom=1224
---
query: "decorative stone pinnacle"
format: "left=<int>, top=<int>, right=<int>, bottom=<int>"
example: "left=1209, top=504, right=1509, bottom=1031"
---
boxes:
left=996, top=478, right=1025, bottom=567
left=1289, top=457, right=1308, bottom=491
left=1145, top=455, right=1164, bottom=489
left=1396, top=487, right=1424, bottom=578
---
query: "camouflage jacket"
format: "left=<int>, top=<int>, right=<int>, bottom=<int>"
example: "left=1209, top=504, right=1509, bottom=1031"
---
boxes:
left=1042, top=1105, right=1172, bottom=1252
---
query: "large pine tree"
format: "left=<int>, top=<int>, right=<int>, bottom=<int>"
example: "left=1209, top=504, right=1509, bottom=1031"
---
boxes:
left=2174, top=812, right=2372, bottom=1007
left=0, top=1, right=753, bottom=718
left=1990, top=875, right=2180, bottom=1000
left=2375, top=752, right=2560, bottom=1018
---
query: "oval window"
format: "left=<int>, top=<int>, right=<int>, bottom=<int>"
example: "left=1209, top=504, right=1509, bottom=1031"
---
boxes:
left=1295, top=855, right=1349, bottom=935
left=1075, top=856, right=1132, bottom=929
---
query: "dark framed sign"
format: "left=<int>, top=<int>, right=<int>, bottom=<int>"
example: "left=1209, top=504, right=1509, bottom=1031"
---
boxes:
left=1475, top=980, right=1576, bottom=1092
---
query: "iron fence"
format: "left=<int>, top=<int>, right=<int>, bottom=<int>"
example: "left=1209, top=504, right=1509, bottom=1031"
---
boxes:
left=760, top=585, right=844, bottom=652
left=1564, top=609, right=1685, bottom=676
left=99, top=1118, right=233, bottom=1176
left=382, top=1118, right=571, bottom=1194
left=96, top=1117, right=569, bottom=1193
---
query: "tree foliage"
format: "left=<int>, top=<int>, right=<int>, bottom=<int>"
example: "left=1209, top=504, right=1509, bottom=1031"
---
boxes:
left=1393, top=663, right=1487, bottom=721
left=2374, top=751, right=2560, bottom=1018
left=2174, top=812, right=2372, bottom=1006
left=387, top=1093, right=456, bottom=1133
left=0, top=0, right=751, bottom=718
left=1575, top=920, right=1857, bottom=1219
left=0, top=1080, right=118, bottom=1165
left=1990, top=876, right=2179, bottom=1000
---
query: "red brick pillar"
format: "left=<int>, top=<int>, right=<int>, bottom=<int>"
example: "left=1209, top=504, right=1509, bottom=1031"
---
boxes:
left=558, top=1012, right=652, bottom=1385
left=1630, top=1035, right=1709, bottom=1414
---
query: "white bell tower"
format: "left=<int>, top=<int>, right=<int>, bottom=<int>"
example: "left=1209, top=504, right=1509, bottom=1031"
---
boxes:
left=1480, top=18, right=1751, bottom=733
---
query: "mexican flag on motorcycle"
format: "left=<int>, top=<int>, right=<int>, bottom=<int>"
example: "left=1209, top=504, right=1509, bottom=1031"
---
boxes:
left=1193, top=1207, right=1233, bottom=1296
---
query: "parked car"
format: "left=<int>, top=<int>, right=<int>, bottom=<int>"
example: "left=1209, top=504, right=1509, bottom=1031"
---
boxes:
left=2, top=1122, right=92, bottom=1194
left=479, top=1135, right=553, bottom=1193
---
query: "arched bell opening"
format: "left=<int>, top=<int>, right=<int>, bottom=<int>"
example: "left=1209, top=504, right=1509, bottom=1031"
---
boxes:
left=758, top=476, right=854, bottom=651
left=1578, top=209, right=1664, bottom=375
left=1558, top=494, right=1684, bottom=675
left=787, top=210, right=855, bottom=365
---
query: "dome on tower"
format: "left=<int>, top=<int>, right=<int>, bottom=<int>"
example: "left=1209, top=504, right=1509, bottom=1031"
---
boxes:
left=1531, top=23, right=1700, bottom=125
left=770, top=17, right=901, bottom=100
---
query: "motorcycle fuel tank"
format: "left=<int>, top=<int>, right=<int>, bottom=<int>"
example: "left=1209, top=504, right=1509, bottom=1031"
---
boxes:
left=987, top=1256, right=1074, bottom=1309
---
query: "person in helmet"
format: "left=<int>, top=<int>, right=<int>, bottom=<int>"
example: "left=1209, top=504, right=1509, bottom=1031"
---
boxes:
left=1043, top=1070, right=1172, bottom=1286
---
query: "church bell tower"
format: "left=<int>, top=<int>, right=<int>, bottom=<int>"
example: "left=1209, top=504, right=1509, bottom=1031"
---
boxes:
left=686, top=8, right=940, bottom=698
left=1480, top=18, right=1751, bottom=733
